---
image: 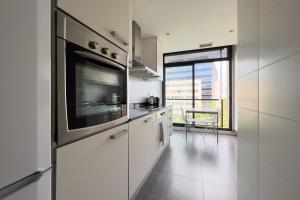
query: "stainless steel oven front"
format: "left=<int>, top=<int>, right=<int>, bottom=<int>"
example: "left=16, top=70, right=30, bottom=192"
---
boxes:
left=56, top=10, right=128, bottom=146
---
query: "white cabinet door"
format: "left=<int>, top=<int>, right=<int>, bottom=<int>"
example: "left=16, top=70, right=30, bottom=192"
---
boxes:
left=165, top=107, right=173, bottom=138
left=4, top=170, right=51, bottom=200
left=129, top=114, right=155, bottom=198
left=56, top=124, right=129, bottom=200
left=0, top=0, right=51, bottom=189
left=142, top=37, right=164, bottom=77
left=57, top=0, right=131, bottom=51
left=151, top=110, right=167, bottom=160
left=156, top=39, right=164, bottom=77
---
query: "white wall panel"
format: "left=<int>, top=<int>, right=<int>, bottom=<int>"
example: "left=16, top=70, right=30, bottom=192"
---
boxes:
left=237, top=109, right=258, bottom=200
left=259, top=53, right=300, bottom=122
left=259, top=0, right=300, bottom=68
left=237, top=0, right=259, bottom=78
left=259, top=114, right=300, bottom=200
left=238, top=72, right=258, bottom=111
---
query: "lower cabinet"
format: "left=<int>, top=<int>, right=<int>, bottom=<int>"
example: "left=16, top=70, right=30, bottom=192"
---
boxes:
left=129, top=107, right=173, bottom=199
left=129, top=113, right=156, bottom=198
left=166, top=106, right=173, bottom=138
left=56, top=123, right=129, bottom=200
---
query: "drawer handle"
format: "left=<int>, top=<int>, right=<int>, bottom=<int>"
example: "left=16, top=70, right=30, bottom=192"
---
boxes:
left=110, top=130, right=128, bottom=140
left=110, top=31, right=129, bottom=46
left=144, top=117, right=152, bottom=123
left=160, top=112, right=165, bottom=116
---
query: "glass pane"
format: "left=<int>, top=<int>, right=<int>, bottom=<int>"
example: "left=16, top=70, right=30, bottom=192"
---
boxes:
left=166, top=100, right=192, bottom=124
left=165, top=66, right=193, bottom=123
left=194, top=61, right=230, bottom=128
left=165, top=66, right=193, bottom=99
left=165, top=47, right=228, bottom=64
left=76, top=61, right=124, bottom=118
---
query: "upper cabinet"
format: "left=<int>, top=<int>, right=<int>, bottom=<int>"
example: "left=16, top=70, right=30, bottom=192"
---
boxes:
left=57, top=0, right=131, bottom=52
left=142, top=37, right=164, bottom=77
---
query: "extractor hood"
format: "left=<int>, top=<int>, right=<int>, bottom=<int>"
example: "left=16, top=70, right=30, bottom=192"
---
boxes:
left=130, top=21, right=161, bottom=80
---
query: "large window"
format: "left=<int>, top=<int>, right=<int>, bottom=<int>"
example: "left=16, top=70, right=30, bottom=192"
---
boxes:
left=163, top=46, right=232, bottom=130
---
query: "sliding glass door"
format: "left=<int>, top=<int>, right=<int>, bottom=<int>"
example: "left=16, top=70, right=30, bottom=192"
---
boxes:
left=165, top=66, right=193, bottom=124
left=164, top=46, right=232, bottom=130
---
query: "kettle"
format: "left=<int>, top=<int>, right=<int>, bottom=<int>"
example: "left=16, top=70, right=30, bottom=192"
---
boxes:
left=147, top=96, right=154, bottom=105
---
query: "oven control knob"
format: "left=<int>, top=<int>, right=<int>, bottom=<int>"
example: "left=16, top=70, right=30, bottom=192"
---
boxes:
left=111, top=52, right=119, bottom=59
left=88, top=41, right=99, bottom=49
left=101, top=48, right=109, bottom=54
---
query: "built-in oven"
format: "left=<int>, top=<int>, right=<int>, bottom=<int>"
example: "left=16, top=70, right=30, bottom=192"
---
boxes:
left=56, top=10, right=128, bottom=146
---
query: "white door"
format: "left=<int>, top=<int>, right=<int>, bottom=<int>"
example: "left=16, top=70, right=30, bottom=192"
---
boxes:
left=56, top=123, right=129, bottom=200
left=0, top=0, right=51, bottom=189
left=3, top=170, right=52, bottom=200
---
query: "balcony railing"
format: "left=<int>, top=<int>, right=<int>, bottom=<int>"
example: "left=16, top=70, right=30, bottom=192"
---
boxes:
left=166, top=98, right=228, bottom=129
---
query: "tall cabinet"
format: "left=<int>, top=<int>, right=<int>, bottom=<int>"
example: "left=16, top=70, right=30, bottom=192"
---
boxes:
left=57, top=0, right=131, bottom=52
left=238, top=0, right=300, bottom=199
left=237, top=1, right=259, bottom=200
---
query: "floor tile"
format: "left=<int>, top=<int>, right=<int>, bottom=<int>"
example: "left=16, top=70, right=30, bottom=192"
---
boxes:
left=135, top=191, right=153, bottom=200
left=135, top=131, right=237, bottom=200
left=172, top=161, right=202, bottom=181
left=202, top=165, right=237, bottom=188
left=154, top=156, right=176, bottom=174
left=203, top=182, right=237, bottom=200
left=143, top=171, right=171, bottom=194
left=164, top=175, right=204, bottom=200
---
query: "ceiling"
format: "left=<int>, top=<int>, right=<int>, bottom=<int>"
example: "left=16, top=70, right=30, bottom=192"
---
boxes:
left=132, top=0, right=237, bottom=53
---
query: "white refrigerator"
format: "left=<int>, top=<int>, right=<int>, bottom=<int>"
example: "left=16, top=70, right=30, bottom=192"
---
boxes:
left=0, top=0, right=52, bottom=199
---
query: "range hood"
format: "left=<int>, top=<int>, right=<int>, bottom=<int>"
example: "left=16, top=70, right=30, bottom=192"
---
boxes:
left=130, top=21, right=161, bottom=80
left=129, top=63, right=161, bottom=79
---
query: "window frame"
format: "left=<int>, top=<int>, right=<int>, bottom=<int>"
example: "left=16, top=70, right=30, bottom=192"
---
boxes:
left=162, top=46, right=233, bottom=131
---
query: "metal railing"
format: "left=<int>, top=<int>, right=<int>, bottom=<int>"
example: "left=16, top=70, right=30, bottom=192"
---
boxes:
left=166, top=98, right=225, bottom=128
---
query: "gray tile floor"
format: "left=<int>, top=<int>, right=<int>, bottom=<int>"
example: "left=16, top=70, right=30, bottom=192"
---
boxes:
left=135, top=131, right=237, bottom=200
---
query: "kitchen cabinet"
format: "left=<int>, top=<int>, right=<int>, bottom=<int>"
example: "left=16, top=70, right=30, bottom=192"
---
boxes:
left=166, top=106, right=174, bottom=138
left=57, top=0, right=131, bottom=52
left=56, top=123, right=129, bottom=200
left=129, top=107, right=173, bottom=198
left=129, top=113, right=156, bottom=198
left=142, top=37, right=164, bottom=77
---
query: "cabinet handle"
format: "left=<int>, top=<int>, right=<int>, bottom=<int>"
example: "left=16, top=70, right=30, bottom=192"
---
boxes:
left=159, top=122, right=165, bottom=146
left=110, top=130, right=128, bottom=140
left=110, top=31, right=129, bottom=46
left=144, top=117, right=152, bottom=123
left=160, top=112, right=165, bottom=116
left=169, top=117, right=172, bottom=120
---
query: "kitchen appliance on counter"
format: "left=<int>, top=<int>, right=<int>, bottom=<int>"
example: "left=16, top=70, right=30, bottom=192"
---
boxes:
left=56, top=10, right=128, bottom=146
left=147, top=96, right=160, bottom=106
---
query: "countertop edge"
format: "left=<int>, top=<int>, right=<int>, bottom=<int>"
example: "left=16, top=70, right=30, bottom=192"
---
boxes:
left=129, top=106, right=172, bottom=121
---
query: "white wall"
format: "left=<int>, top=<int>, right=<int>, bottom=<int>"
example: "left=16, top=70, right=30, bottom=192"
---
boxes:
left=237, top=0, right=300, bottom=199
left=128, top=78, right=162, bottom=103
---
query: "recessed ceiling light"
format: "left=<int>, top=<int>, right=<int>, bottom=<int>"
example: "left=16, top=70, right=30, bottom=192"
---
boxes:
left=229, top=30, right=234, bottom=33
left=166, top=33, right=170, bottom=36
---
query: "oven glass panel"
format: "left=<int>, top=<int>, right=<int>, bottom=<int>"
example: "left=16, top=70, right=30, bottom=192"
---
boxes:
left=66, top=42, right=127, bottom=130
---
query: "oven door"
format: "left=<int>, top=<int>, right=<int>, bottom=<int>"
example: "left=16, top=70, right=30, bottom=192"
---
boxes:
left=57, top=38, right=128, bottom=146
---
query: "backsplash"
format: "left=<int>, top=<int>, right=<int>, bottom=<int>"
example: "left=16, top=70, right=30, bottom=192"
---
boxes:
left=128, top=77, right=162, bottom=103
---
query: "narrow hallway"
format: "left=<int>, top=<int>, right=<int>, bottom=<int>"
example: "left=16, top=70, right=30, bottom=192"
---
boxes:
left=136, top=131, right=237, bottom=200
